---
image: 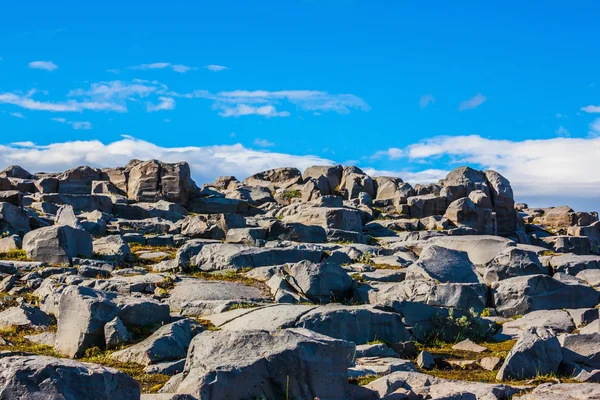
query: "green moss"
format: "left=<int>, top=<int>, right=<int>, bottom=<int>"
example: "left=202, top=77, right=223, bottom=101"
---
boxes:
left=0, top=326, right=169, bottom=393
left=348, top=374, right=379, bottom=386
left=0, top=249, right=30, bottom=261
left=281, top=190, right=302, bottom=201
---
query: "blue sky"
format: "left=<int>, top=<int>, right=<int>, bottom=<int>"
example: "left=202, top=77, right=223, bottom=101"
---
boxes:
left=1, top=1, right=600, bottom=210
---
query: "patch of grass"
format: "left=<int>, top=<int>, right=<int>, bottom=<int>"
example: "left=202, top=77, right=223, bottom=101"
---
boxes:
left=0, top=249, right=30, bottom=261
left=423, top=309, right=494, bottom=344
left=349, top=272, right=365, bottom=283
left=0, top=326, right=169, bottom=393
left=357, top=251, right=374, bottom=265
left=191, top=268, right=255, bottom=285
left=227, top=302, right=259, bottom=311
left=348, top=374, right=379, bottom=386
left=80, top=347, right=170, bottom=393
left=129, top=244, right=177, bottom=265
left=281, top=190, right=301, bottom=201
left=0, top=291, right=41, bottom=312
left=196, top=318, right=220, bottom=331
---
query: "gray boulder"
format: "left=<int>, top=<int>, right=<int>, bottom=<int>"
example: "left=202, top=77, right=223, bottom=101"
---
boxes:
left=0, top=354, right=140, bottom=400
left=54, top=286, right=119, bottom=358
left=406, top=244, right=481, bottom=283
left=559, top=332, right=600, bottom=369
left=282, top=206, right=363, bottom=232
left=93, top=235, right=132, bottom=263
left=497, top=327, right=562, bottom=380
left=104, top=316, right=132, bottom=349
left=483, top=247, right=547, bottom=284
left=284, top=260, right=353, bottom=303
left=55, top=204, right=84, bottom=229
left=0, top=202, right=30, bottom=235
left=295, top=304, right=411, bottom=344
left=111, top=318, right=204, bottom=365
left=23, top=225, right=93, bottom=264
left=162, top=328, right=357, bottom=400
left=493, top=274, right=600, bottom=317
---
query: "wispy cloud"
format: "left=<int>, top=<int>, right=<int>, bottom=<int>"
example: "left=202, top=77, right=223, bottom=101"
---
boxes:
left=205, top=64, right=228, bottom=72
left=458, top=93, right=486, bottom=111
left=28, top=61, right=58, bottom=71
left=169, top=89, right=370, bottom=117
left=254, top=138, right=275, bottom=147
left=556, top=126, right=570, bottom=137
left=0, top=136, right=333, bottom=185
left=419, top=94, right=435, bottom=109
left=372, top=147, right=404, bottom=159
left=581, top=105, right=600, bottom=113
left=0, top=90, right=126, bottom=112
left=9, top=112, right=25, bottom=119
left=220, top=104, right=290, bottom=118
left=129, top=63, right=195, bottom=73
left=147, top=97, right=175, bottom=112
left=52, top=117, right=92, bottom=130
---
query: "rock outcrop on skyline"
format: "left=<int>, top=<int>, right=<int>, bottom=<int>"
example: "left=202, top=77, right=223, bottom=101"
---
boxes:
left=1, top=159, right=599, bottom=399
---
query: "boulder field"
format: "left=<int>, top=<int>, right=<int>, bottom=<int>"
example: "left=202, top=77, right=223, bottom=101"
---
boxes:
left=0, top=160, right=599, bottom=399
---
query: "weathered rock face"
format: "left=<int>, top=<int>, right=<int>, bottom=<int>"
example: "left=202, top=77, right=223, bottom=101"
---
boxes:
left=242, top=167, right=302, bottom=189
left=164, top=329, right=357, bottom=400
left=111, top=319, right=204, bottom=365
left=438, top=166, right=518, bottom=236
left=55, top=286, right=120, bottom=358
left=284, top=260, right=353, bottom=303
left=282, top=206, right=363, bottom=232
left=126, top=160, right=196, bottom=205
left=0, top=354, right=141, bottom=400
left=0, top=202, right=30, bottom=235
left=339, top=166, right=375, bottom=199
left=23, top=225, right=93, bottom=264
left=303, top=165, right=343, bottom=194
left=57, top=165, right=102, bottom=194
left=485, top=170, right=517, bottom=236
left=497, top=327, right=562, bottom=380
left=407, top=194, right=447, bottom=218
left=483, top=247, right=547, bottom=284
left=374, top=176, right=415, bottom=203
left=444, top=197, right=496, bottom=234
left=406, top=245, right=481, bottom=283
left=493, top=274, right=600, bottom=317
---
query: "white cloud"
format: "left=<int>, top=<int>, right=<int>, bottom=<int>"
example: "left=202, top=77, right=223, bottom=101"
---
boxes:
left=51, top=117, right=92, bottom=130
left=581, top=105, right=600, bottom=113
left=205, top=65, right=228, bottom=72
left=556, top=126, right=570, bottom=137
left=363, top=167, right=449, bottom=185
left=254, top=138, right=275, bottom=147
left=0, top=91, right=126, bottom=112
left=129, top=63, right=195, bottom=73
left=0, top=136, right=334, bottom=185
left=372, top=147, right=404, bottom=159
left=28, top=61, right=58, bottom=71
left=219, top=104, right=290, bottom=118
left=419, top=94, right=435, bottom=109
left=9, top=112, right=25, bottom=119
left=375, top=134, right=600, bottom=206
left=147, top=97, right=175, bottom=112
left=70, top=121, right=92, bottom=130
left=69, top=80, right=159, bottom=100
left=458, top=93, right=486, bottom=111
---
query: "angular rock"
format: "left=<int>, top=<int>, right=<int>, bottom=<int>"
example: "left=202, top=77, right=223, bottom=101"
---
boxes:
left=104, top=316, right=132, bottom=350
left=406, top=245, right=481, bottom=283
left=163, top=328, right=357, bottom=400
left=93, top=235, right=132, bottom=263
left=493, top=274, right=600, bottom=317
left=111, top=318, right=203, bottom=365
left=54, top=286, right=119, bottom=358
left=23, top=225, right=93, bottom=264
left=496, top=327, right=562, bottom=380
left=284, top=260, right=353, bottom=303
left=0, top=354, right=140, bottom=400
